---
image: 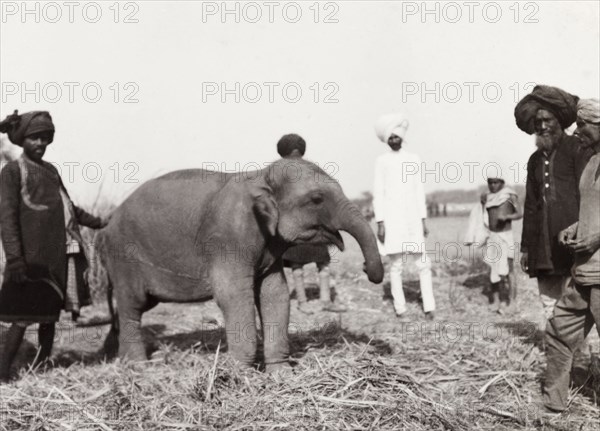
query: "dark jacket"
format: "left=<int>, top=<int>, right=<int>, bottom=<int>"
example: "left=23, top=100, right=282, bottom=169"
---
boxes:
left=521, top=134, right=593, bottom=277
left=0, top=157, right=103, bottom=322
left=282, top=244, right=331, bottom=267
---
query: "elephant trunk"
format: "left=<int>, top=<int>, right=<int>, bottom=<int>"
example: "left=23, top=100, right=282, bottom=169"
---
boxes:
left=334, top=200, right=384, bottom=283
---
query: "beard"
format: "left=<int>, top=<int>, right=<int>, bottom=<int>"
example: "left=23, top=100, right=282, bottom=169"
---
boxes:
left=535, top=130, right=562, bottom=152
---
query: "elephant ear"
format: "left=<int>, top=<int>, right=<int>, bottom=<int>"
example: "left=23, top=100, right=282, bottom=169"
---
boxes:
left=252, top=186, right=279, bottom=237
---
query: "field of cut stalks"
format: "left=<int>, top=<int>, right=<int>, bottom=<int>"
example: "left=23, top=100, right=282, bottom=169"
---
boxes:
left=1, top=216, right=599, bottom=430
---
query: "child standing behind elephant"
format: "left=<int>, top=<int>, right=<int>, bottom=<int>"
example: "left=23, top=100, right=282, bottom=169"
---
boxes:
left=0, top=110, right=109, bottom=383
left=277, top=134, right=347, bottom=314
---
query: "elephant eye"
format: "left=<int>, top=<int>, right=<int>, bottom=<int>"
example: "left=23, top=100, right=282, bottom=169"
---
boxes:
left=311, top=195, right=324, bottom=205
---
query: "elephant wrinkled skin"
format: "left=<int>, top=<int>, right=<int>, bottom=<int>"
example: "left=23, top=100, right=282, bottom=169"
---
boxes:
left=99, top=158, right=383, bottom=370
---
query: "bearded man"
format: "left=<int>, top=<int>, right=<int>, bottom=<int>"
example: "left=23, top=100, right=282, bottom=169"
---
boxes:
left=0, top=110, right=109, bottom=382
left=514, top=85, right=593, bottom=319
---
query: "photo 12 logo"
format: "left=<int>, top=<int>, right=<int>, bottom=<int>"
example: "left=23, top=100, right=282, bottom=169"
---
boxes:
left=201, top=1, right=339, bottom=24
left=201, top=81, right=339, bottom=104
left=0, top=160, right=140, bottom=185
left=198, top=161, right=339, bottom=183
left=401, top=81, right=537, bottom=104
left=1, top=82, right=140, bottom=104
left=1, top=1, right=140, bottom=24
left=401, top=1, right=540, bottom=24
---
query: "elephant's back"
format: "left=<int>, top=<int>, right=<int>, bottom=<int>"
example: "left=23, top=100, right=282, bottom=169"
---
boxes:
left=102, top=169, right=224, bottom=269
left=116, top=169, right=224, bottom=219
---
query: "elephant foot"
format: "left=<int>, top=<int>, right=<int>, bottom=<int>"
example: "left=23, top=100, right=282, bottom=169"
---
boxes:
left=119, top=343, right=148, bottom=363
left=297, top=302, right=314, bottom=315
left=265, top=361, right=292, bottom=376
left=321, top=302, right=347, bottom=313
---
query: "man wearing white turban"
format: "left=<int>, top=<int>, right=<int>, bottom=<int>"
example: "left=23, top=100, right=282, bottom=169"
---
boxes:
left=374, top=113, right=410, bottom=143
left=373, top=113, right=435, bottom=319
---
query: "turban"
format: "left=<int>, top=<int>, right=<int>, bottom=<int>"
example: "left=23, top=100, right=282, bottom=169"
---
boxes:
left=374, top=113, right=409, bottom=143
left=277, top=133, right=306, bottom=157
left=0, top=110, right=55, bottom=147
left=577, top=98, right=600, bottom=124
left=514, top=85, right=579, bottom=135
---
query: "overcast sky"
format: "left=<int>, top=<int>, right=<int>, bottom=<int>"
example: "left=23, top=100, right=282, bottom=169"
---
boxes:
left=1, top=1, right=599, bottom=206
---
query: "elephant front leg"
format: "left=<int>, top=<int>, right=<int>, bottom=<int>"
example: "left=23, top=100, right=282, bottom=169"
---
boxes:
left=212, top=269, right=259, bottom=367
left=257, top=266, right=291, bottom=372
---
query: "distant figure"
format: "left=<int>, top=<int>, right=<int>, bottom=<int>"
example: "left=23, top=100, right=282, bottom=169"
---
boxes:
left=472, top=177, right=522, bottom=313
left=373, top=113, right=435, bottom=320
left=277, top=134, right=347, bottom=314
left=442, top=204, right=447, bottom=217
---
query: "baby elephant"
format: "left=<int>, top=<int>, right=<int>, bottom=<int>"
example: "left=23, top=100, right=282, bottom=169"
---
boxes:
left=99, top=158, right=383, bottom=371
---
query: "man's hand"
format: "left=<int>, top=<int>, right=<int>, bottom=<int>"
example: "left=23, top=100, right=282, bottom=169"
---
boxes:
left=99, top=213, right=113, bottom=229
left=377, top=222, right=385, bottom=244
left=480, top=192, right=487, bottom=205
left=559, top=222, right=578, bottom=247
left=569, top=233, right=600, bottom=255
left=520, top=251, right=529, bottom=273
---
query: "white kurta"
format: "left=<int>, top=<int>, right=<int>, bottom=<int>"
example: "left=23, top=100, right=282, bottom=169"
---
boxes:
left=373, top=149, right=427, bottom=255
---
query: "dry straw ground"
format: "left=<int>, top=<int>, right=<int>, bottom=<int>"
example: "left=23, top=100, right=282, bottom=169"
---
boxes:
left=1, top=216, right=599, bottom=430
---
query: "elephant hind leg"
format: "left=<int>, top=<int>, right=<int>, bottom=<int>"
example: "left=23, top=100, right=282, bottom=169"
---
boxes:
left=112, top=266, right=152, bottom=362
left=117, top=305, right=146, bottom=362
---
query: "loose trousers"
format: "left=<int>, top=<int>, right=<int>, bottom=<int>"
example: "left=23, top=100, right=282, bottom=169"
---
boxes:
left=538, top=275, right=570, bottom=320
left=543, top=282, right=600, bottom=411
left=388, top=253, right=435, bottom=315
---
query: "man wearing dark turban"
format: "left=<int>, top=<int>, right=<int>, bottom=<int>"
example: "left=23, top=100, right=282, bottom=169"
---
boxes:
left=277, top=134, right=347, bottom=314
left=0, top=110, right=109, bottom=382
left=514, top=86, right=593, bottom=319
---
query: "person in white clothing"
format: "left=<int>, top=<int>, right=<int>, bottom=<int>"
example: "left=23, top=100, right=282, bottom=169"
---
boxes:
left=373, top=113, right=435, bottom=320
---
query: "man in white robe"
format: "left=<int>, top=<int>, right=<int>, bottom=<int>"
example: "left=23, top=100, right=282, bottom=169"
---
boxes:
left=373, top=113, right=435, bottom=319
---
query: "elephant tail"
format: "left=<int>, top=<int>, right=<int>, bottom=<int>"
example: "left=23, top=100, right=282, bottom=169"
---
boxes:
left=102, top=269, right=120, bottom=359
left=93, top=230, right=119, bottom=333
left=106, top=273, right=119, bottom=333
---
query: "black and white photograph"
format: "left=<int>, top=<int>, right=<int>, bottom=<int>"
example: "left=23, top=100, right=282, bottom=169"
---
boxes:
left=0, top=1, right=599, bottom=429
